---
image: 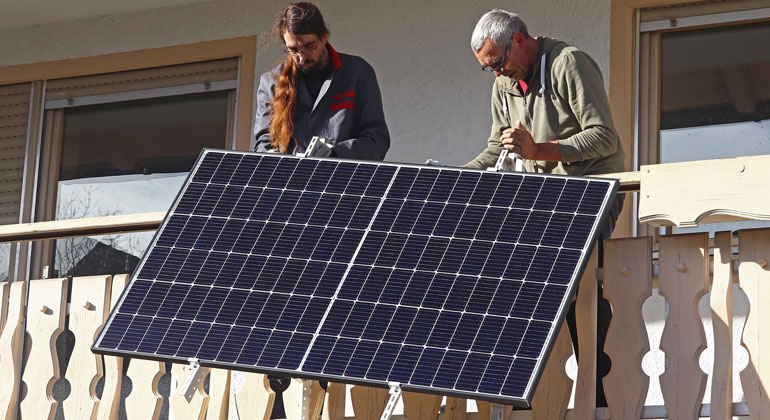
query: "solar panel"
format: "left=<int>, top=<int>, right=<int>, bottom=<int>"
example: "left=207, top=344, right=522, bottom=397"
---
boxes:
left=92, top=149, right=618, bottom=406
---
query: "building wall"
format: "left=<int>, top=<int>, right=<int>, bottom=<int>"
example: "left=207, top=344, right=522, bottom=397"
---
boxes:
left=0, top=0, right=612, bottom=166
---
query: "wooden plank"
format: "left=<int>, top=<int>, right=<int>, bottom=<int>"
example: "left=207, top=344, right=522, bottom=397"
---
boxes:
left=169, top=362, right=208, bottom=420
left=19, top=277, right=68, bottom=420
left=283, top=378, right=325, bottom=420
left=350, top=385, right=389, bottom=420
left=739, top=228, right=770, bottom=420
left=0, top=282, right=8, bottom=334
left=322, top=382, right=346, bottom=420
left=0, top=281, right=26, bottom=420
left=603, top=237, right=652, bottom=419
left=124, top=358, right=165, bottom=419
left=0, top=211, right=164, bottom=243
left=206, top=369, right=230, bottom=420
left=63, top=275, right=111, bottom=420
left=573, top=248, right=598, bottom=419
left=658, top=233, right=709, bottom=420
left=95, top=274, right=129, bottom=420
left=402, top=391, right=442, bottom=420
left=443, top=398, right=468, bottom=420
left=639, top=155, right=770, bottom=227
left=530, top=320, right=572, bottom=420
left=710, top=231, right=734, bottom=420
left=232, top=372, right=274, bottom=420
left=588, top=171, right=641, bottom=192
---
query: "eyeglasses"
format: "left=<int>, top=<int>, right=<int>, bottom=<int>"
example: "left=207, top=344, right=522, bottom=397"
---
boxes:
left=481, top=43, right=510, bottom=73
left=284, top=39, right=320, bottom=56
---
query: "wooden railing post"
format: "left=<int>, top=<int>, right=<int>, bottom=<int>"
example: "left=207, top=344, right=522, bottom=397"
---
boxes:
left=573, top=247, right=598, bottom=419
left=96, top=274, right=129, bottom=420
left=443, top=397, right=468, bottom=420
left=603, top=237, right=652, bottom=419
left=0, top=281, right=8, bottom=334
left=710, top=231, right=734, bottom=420
left=350, top=384, right=389, bottom=420
left=19, top=277, right=68, bottom=420
left=322, top=382, right=347, bottom=420
left=658, top=233, right=709, bottom=420
left=739, top=228, right=770, bottom=420
left=63, top=275, right=111, bottom=420
left=231, top=371, right=274, bottom=419
left=530, top=320, right=572, bottom=420
left=283, top=378, right=325, bottom=419
left=0, top=281, right=25, bottom=420
left=124, top=358, right=165, bottom=419
left=402, top=391, right=442, bottom=419
left=207, top=369, right=231, bottom=420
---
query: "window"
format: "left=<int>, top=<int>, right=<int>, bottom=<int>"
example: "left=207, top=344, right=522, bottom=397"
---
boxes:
left=0, top=37, right=257, bottom=283
left=0, top=83, right=31, bottom=282
left=51, top=92, right=232, bottom=277
left=33, top=59, right=239, bottom=279
left=637, top=5, right=770, bottom=235
left=659, top=22, right=770, bottom=163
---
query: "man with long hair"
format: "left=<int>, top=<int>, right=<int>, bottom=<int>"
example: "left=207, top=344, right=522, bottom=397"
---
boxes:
left=253, top=2, right=390, bottom=160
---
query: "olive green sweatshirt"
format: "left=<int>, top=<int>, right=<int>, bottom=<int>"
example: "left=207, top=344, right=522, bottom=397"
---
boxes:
left=465, top=37, right=625, bottom=176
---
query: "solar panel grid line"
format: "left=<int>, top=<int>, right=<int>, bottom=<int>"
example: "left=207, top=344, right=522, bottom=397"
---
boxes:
left=320, top=169, right=548, bottom=388
left=93, top=150, right=619, bottom=406
left=122, top=153, right=262, bottom=360
left=296, top=163, right=401, bottom=370
left=197, top=159, right=372, bottom=368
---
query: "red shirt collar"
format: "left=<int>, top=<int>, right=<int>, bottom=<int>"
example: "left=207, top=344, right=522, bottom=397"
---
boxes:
left=327, top=43, right=342, bottom=71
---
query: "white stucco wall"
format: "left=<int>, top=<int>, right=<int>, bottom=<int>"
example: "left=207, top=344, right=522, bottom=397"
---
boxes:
left=0, top=0, right=612, bottom=166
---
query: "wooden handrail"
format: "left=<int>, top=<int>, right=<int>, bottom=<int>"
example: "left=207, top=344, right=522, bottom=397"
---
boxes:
left=0, top=211, right=165, bottom=243
left=590, top=170, right=640, bottom=192
left=0, top=171, right=641, bottom=244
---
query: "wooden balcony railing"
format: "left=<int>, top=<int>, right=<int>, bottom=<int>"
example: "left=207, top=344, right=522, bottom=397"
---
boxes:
left=0, top=155, right=769, bottom=419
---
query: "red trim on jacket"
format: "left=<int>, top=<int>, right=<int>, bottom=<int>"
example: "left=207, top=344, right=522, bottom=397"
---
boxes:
left=333, top=90, right=355, bottom=100
left=330, top=101, right=354, bottom=111
left=327, top=43, right=342, bottom=71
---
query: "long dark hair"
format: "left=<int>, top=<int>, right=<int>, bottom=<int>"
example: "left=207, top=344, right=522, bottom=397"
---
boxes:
left=269, top=2, right=329, bottom=153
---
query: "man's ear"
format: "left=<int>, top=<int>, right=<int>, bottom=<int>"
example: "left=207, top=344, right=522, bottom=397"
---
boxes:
left=512, top=32, right=525, bottom=46
left=322, top=33, right=329, bottom=45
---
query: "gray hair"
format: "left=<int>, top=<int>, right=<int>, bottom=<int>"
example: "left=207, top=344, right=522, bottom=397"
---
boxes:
left=470, top=9, right=529, bottom=52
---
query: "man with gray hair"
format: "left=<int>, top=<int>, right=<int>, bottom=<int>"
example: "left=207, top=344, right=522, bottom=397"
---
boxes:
left=468, top=9, right=625, bottom=406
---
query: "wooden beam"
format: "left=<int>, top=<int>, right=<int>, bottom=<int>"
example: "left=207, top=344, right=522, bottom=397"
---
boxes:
left=0, top=211, right=165, bottom=243
left=589, top=170, right=641, bottom=192
left=0, top=171, right=642, bottom=244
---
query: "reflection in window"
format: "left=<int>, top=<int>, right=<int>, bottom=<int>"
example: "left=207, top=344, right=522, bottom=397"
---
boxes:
left=52, top=91, right=230, bottom=277
left=660, top=21, right=770, bottom=163
left=659, top=21, right=770, bottom=235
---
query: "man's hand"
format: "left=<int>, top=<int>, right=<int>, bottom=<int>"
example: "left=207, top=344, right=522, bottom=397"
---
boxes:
left=500, top=121, right=563, bottom=162
left=501, top=121, right=537, bottom=159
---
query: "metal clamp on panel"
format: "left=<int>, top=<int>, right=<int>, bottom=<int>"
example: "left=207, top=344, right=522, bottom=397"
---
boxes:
left=299, top=136, right=334, bottom=158
left=379, top=382, right=403, bottom=420
left=178, top=358, right=210, bottom=402
left=490, top=149, right=524, bottom=172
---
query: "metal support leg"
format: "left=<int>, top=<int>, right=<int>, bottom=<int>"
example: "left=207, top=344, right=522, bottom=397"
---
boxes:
left=379, top=382, right=402, bottom=420
left=178, top=358, right=210, bottom=402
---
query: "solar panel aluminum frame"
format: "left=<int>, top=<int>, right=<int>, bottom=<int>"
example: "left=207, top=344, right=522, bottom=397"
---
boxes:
left=92, top=148, right=620, bottom=407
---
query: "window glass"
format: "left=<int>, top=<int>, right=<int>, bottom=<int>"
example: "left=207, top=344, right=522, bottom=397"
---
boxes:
left=0, top=244, right=8, bottom=282
left=660, top=21, right=770, bottom=163
left=52, top=91, right=230, bottom=277
left=659, top=21, right=770, bottom=235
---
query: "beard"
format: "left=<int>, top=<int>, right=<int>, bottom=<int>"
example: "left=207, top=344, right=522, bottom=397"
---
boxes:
left=296, top=48, right=329, bottom=74
left=297, top=60, right=321, bottom=73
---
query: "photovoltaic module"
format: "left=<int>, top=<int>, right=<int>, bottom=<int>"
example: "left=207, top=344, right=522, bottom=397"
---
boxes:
left=93, top=149, right=618, bottom=405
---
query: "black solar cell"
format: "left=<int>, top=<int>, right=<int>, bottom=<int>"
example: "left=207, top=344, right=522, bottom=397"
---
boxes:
left=93, top=149, right=617, bottom=406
